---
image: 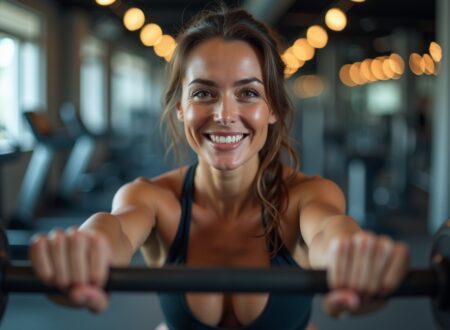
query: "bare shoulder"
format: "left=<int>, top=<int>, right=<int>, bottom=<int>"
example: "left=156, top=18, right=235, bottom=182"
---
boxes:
left=112, top=166, right=189, bottom=209
left=282, top=167, right=345, bottom=207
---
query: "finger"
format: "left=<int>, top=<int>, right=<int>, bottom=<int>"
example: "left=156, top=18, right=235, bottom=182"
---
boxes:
left=48, top=229, right=71, bottom=288
left=356, top=233, right=376, bottom=293
left=323, top=289, right=360, bottom=318
left=89, top=233, right=112, bottom=287
left=367, top=236, right=394, bottom=295
left=328, top=238, right=351, bottom=289
left=68, top=229, right=89, bottom=286
left=29, top=234, right=54, bottom=284
left=327, top=239, right=340, bottom=289
left=347, top=232, right=370, bottom=290
left=86, top=290, right=110, bottom=313
left=381, top=242, right=410, bottom=295
left=69, top=285, right=109, bottom=313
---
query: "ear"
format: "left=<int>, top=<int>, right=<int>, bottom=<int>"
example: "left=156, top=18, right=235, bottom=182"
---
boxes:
left=176, top=102, right=184, bottom=122
left=268, top=111, right=277, bottom=124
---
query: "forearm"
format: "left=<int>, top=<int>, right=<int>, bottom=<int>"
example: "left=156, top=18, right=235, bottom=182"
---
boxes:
left=308, top=215, right=361, bottom=269
left=79, top=212, right=134, bottom=265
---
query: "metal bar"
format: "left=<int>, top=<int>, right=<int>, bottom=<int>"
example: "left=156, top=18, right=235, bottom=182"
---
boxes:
left=2, top=263, right=437, bottom=296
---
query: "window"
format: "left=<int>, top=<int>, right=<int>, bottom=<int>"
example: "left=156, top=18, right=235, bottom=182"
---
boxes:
left=111, top=51, right=153, bottom=132
left=0, top=1, right=44, bottom=148
left=80, top=36, right=108, bottom=134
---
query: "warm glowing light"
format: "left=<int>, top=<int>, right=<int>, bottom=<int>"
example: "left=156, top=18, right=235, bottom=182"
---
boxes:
left=381, top=57, right=395, bottom=79
left=284, top=48, right=305, bottom=69
left=388, top=53, right=405, bottom=75
left=349, top=62, right=365, bottom=85
left=423, top=54, right=436, bottom=75
left=154, top=35, right=176, bottom=57
left=284, top=66, right=298, bottom=79
left=282, top=52, right=301, bottom=69
left=370, top=58, right=387, bottom=80
left=164, top=44, right=176, bottom=62
left=409, top=53, right=425, bottom=75
left=96, top=0, right=116, bottom=6
left=140, top=23, right=162, bottom=46
left=429, top=41, right=442, bottom=62
left=325, top=8, right=347, bottom=32
left=292, top=38, right=315, bottom=61
left=123, top=8, right=145, bottom=31
left=351, top=0, right=366, bottom=2
left=339, top=64, right=356, bottom=87
left=360, top=59, right=376, bottom=82
left=294, top=75, right=325, bottom=98
left=306, top=25, right=328, bottom=49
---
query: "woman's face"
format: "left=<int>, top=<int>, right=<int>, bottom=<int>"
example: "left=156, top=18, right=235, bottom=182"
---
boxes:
left=177, top=37, right=276, bottom=171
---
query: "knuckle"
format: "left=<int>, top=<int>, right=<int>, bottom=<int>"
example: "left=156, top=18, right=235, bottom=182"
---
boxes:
left=30, top=235, right=47, bottom=251
left=69, top=230, right=86, bottom=246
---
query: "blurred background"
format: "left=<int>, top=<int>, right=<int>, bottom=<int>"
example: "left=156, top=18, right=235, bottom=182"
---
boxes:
left=0, top=0, right=448, bottom=329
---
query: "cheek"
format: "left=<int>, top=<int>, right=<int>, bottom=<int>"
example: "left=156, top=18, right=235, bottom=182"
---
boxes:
left=245, top=105, right=272, bottom=128
left=183, top=106, right=208, bottom=131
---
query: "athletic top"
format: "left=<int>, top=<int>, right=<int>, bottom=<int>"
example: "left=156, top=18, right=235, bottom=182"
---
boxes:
left=158, top=164, right=313, bottom=330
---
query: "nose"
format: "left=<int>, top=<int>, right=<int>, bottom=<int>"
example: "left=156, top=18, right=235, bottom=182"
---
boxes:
left=213, top=97, right=237, bottom=126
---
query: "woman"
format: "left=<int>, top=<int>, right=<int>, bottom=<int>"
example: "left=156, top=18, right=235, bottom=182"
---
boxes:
left=29, top=6, right=409, bottom=330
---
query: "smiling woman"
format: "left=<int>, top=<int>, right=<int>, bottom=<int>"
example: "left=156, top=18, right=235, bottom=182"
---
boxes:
left=29, top=4, right=410, bottom=330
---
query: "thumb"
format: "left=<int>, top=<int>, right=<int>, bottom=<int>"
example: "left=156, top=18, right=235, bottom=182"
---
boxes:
left=69, top=284, right=110, bottom=313
left=323, top=289, right=360, bottom=318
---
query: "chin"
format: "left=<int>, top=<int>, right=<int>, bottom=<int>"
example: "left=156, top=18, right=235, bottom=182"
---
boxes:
left=209, top=158, right=242, bottom=171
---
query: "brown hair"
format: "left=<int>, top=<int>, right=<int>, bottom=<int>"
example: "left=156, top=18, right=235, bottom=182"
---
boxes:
left=162, top=6, right=299, bottom=255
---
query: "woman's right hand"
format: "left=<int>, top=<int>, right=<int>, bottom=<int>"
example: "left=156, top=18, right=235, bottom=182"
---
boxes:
left=29, top=227, right=113, bottom=313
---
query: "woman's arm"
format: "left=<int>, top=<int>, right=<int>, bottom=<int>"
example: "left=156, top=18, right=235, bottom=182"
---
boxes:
left=79, top=177, right=157, bottom=264
left=298, top=178, right=409, bottom=317
left=29, top=177, right=158, bottom=312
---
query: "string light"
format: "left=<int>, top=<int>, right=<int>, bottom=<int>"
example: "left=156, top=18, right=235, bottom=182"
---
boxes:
left=325, top=8, right=347, bottom=31
left=429, top=42, right=442, bottom=62
left=409, top=53, right=425, bottom=75
left=422, top=54, right=436, bottom=75
left=292, top=38, right=315, bottom=61
left=140, top=23, right=163, bottom=47
left=339, top=64, right=356, bottom=87
left=123, top=8, right=145, bottom=31
left=95, top=0, right=116, bottom=6
left=154, top=35, right=176, bottom=57
left=306, top=25, right=328, bottom=49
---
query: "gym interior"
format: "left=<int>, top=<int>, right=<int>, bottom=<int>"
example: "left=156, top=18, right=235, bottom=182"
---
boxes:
left=0, top=0, right=448, bottom=329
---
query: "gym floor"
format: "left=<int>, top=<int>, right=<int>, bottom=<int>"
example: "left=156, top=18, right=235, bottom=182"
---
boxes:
left=1, top=214, right=436, bottom=330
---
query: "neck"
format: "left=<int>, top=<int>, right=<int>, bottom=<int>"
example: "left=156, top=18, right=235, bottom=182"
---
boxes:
left=195, top=158, right=260, bottom=220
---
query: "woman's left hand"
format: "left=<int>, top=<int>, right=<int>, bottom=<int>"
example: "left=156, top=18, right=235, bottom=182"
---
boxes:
left=323, top=231, right=410, bottom=317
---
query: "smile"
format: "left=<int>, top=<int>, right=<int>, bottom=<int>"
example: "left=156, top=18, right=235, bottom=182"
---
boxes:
left=204, top=133, right=250, bottom=149
left=208, top=134, right=245, bottom=144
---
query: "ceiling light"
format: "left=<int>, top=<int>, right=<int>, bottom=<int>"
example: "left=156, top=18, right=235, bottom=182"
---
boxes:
left=306, top=25, right=328, bottom=49
left=325, top=8, right=347, bottom=32
left=140, top=23, right=162, bottom=46
left=123, top=8, right=145, bottom=31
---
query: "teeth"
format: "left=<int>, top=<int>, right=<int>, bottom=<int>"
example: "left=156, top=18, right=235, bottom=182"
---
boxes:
left=209, top=134, right=244, bottom=144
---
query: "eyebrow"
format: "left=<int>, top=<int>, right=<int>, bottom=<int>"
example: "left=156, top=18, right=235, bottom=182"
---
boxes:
left=188, top=77, right=264, bottom=87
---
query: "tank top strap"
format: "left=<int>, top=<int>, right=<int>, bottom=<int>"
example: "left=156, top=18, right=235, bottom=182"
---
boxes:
left=262, top=213, right=300, bottom=266
left=165, top=163, right=197, bottom=263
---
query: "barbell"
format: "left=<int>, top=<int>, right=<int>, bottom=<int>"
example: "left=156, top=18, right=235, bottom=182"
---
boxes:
left=1, top=222, right=450, bottom=329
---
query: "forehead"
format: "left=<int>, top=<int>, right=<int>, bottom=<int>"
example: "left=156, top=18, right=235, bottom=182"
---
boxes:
left=184, top=37, right=264, bottom=82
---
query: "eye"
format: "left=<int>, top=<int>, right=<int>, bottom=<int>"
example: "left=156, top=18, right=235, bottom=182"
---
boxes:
left=191, top=89, right=214, bottom=100
left=238, top=88, right=260, bottom=98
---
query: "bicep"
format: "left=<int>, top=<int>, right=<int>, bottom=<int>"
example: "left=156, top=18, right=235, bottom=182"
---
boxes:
left=298, top=179, right=347, bottom=246
left=111, top=179, right=157, bottom=252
